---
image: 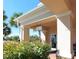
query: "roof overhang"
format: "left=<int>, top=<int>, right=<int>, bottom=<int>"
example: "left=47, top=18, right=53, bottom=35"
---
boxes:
left=14, top=2, right=54, bottom=26
left=14, top=2, right=71, bottom=27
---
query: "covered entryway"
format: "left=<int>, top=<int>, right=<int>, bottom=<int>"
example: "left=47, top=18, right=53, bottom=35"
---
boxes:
left=14, top=0, right=76, bottom=58
left=20, top=15, right=57, bottom=44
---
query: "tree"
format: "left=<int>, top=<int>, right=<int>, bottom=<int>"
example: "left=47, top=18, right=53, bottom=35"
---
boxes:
left=10, top=12, right=22, bottom=27
left=3, top=10, right=11, bottom=40
left=8, top=12, right=22, bottom=41
left=3, top=11, right=7, bottom=21
left=5, top=36, right=20, bottom=41
left=30, top=35, right=40, bottom=42
left=3, top=23, right=11, bottom=36
left=3, top=11, right=22, bottom=41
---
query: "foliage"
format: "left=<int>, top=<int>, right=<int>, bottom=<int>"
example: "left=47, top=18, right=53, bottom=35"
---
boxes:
left=30, top=35, right=40, bottom=42
left=10, top=12, right=22, bottom=27
left=3, top=11, right=22, bottom=40
left=3, top=41, right=51, bottom=59
left=3, top=10, right=7, bottom=21
left=3, top=11, right=11, bottom=39
left=3, top=23, right=11, bottom=37
left=5, top=36, right=20, bottom=41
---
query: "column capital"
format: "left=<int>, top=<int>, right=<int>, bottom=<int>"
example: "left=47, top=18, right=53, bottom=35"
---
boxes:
left=56, top=11, right=71, bottom=18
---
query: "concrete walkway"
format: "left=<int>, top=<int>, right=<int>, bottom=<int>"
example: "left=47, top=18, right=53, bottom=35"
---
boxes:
left=49, top=53, right=76, bottom=59
left=49, top=53, right=56, bottom=59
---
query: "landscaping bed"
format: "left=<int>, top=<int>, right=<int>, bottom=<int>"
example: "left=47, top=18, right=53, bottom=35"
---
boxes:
left=3, top=41, right=51, bottom=59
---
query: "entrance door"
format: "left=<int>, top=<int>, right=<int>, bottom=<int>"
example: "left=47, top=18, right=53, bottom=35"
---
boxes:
left=50, top=34, right=57, bottom=48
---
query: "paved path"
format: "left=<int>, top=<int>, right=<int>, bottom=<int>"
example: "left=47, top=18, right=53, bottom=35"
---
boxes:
left=49, top=53, right=76, bottom=59
left=49, top=53, right=56, bottom=59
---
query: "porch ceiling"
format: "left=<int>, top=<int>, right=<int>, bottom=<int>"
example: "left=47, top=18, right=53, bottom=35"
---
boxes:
left=41, top=0, right=69, bottom=14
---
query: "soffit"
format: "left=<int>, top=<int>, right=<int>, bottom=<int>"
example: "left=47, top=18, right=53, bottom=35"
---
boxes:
left=41, top=0, right=69, bottom=14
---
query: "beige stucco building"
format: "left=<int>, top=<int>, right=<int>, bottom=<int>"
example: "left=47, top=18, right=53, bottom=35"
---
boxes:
left=14, top=0, right=76, bottom=59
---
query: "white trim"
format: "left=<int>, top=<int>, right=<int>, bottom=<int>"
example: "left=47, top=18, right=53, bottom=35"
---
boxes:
left=22, top=15, right=56, bottom=26
left=20, top=11, right=54, bottom=25
left=20, top=10, right=50, bottom=23
left=37, top=2, right=44, bottom=7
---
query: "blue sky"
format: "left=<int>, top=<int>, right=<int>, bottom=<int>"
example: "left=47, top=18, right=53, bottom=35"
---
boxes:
left=3, top=0, right=40, bottom=36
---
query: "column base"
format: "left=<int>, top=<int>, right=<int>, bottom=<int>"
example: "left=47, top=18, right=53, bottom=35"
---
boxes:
left=57, top=52, right=72, bottom=59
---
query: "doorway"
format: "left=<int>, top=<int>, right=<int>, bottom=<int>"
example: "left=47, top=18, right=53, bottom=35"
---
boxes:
left=50, top=34, right=57, bottom=48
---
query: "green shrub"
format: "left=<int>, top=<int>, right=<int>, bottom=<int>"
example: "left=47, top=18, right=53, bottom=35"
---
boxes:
left=3, top=41, right=51, bottom=59
left=4, top=36, right=20, bottom=41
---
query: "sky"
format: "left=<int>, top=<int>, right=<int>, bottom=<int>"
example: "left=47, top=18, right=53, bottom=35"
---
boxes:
left=3, top=0, right=40, bottom=36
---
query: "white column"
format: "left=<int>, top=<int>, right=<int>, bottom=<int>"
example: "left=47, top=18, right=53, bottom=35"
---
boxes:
left=40, top=31, right=46, bottom=44
left=20, top=25, right=29, bottom=42
left=57, top=15, right=72, bottom=58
